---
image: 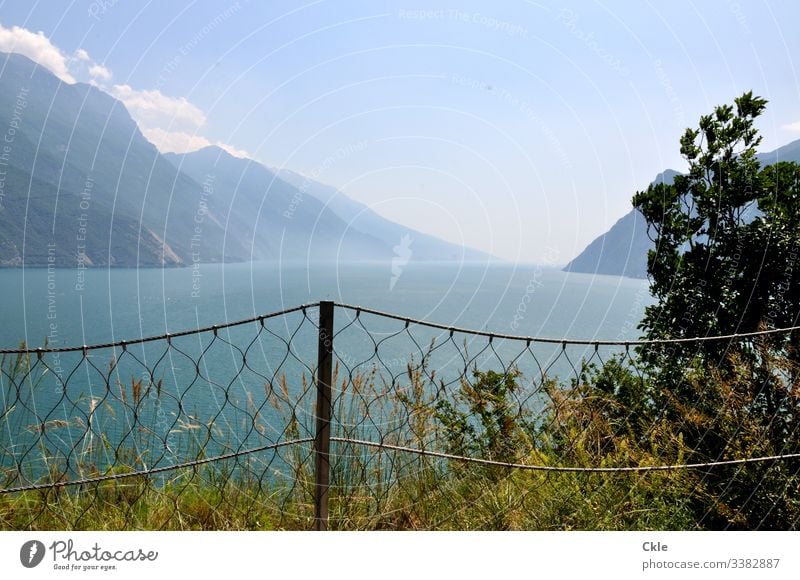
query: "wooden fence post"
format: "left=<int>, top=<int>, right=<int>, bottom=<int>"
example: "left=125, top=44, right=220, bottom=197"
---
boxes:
left=313, top=301, right=334, bottom=530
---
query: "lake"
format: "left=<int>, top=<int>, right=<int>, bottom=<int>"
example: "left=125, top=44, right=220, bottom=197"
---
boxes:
left=0, top=262, right=654, bottom=479
left=0, top=261, right=652, bottom=349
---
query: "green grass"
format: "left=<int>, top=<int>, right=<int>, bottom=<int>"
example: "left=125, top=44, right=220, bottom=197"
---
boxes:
left=0, top=351, right=791, bottom=530
left=0, top=450, right=696, bottom=531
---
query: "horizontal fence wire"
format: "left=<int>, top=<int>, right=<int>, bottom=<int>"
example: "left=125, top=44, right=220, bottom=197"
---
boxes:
left=0, top=303, right=316, bottom=354
left=2, top=302, right=799, bottom=530
left=333, top=302, right=800, bottom=345
left=328, top=438, right=800, bottom=473
left=0, top=304, right=324, bottom=530
left=0, top=438, right=315, bottom=494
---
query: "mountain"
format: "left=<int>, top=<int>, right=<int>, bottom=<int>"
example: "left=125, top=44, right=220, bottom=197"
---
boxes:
left=274, top=167, right=490, bottom=262
left=0, top=51, right=235, bottom=266
left=564, top=139, right=800, bottom=279
left=563, top=170, right=678, bottom=278
left=0, top=51, right=488, bottom=267
left=166, top=147, right=493, bottom=262
left=562, top=205, right=650, bottom=279
left=757, top=139, right=800, bottom=166
left=163, top=147, right=390, bottom=262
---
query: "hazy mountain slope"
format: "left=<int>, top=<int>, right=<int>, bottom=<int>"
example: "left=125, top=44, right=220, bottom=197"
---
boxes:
left=757, top=139, right=800, bottom=165
left=167, top=147, right=492, bottom=262
left=564, top=138, right=800, bottom=279
left=0, top=51, right=238, bottom=266
left=563, top=170, right=679, bottom=279
left=0, top=162, right=166, bottom=266
left=562, top=209, right=652, bottom=279
left=275, top=167, right=492, bottom=262
left=164, top=147, right=394, bottom=262
left=0, top=51, right=487, bottom=267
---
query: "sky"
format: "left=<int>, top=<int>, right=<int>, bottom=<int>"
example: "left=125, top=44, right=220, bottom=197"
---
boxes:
left=0, top=0, right=798, bottom=264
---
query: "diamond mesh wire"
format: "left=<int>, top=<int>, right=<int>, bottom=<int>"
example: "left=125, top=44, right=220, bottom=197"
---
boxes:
left=323, top=304, right=800, bottom=530
left=0, top=304, right=321, bottom=530
left=1, top=302, right=799, bottom=530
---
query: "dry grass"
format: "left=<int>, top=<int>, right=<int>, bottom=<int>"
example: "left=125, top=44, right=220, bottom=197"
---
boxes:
left=2, top=349, right=793, bottom=530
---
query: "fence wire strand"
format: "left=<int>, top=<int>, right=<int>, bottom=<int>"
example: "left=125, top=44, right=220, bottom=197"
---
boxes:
left=2, top=302, right=799, bottom=530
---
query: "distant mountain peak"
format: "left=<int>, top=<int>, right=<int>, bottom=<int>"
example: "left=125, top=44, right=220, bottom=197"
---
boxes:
left=653, top=168, right=681, bottom=184
left=564, top=138, right=800, bottom=279
left=165, top=148, right=493, bottom=263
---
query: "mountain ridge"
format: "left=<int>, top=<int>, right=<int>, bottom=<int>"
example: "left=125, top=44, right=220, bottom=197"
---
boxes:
left=0, top=52, right=489, bottom=267
left=563, top=141, right=800, bottom=279
left=166, top=146, right=494, bottom=263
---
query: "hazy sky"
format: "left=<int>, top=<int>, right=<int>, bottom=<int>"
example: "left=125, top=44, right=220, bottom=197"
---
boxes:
left=1, top=0, right=799, bottom=263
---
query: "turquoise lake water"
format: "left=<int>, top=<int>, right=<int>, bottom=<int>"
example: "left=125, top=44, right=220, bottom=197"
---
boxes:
left=0, top=262, right=654, bottom=477
left=0, top=261, right=651, bottom=349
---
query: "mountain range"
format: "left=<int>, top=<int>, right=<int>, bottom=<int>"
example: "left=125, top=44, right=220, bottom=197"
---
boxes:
left=0, top=51, right=489, bottom=267
left=4, top=48, right=799, bottom=274
left=563, top=139, right=800, bottom=278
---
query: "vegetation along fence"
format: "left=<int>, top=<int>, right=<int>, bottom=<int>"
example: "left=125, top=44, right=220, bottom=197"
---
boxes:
left=1, top=301, right=799, bottom=530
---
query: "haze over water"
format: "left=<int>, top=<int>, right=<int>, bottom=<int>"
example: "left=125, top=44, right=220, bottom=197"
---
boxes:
left=0, top=263, right=651, bottom=350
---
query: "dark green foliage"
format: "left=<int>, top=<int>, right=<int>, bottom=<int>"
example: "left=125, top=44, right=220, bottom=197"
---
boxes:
left=434, top=368, right=532, bottom=464
left=631, top=92, right=800, bottom=528
left=564, top=136, right=800, bottom=280
left=563, top=170, right=679, bottom=279
left=633, top=92, right=800, bottom=358
left=577, top=356, right=655, bottom=441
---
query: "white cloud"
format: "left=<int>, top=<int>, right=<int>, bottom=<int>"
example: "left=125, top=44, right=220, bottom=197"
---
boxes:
left=112, top=86, right=249, bottom=158
left=783, top=121, right=800, bottom=133
left=216, top=142, right=250, bottom=159
left=110, top=85, right=206, bottom=132
left=0, top=23, right=113, bottom=86
left=0, top=24, right=250, bottom=161
left=0, top=23, right=76, bottom=83
left=140, top=127, right=250, bottom=159
left=88, top=63, right=112, bottom=81
left=140, top=128, right=211, bottom=154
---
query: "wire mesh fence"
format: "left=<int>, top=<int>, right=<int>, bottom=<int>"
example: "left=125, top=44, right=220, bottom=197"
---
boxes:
left=1, top=301, right=799, bottom=530
left=0, top=304, right=322, bottom=530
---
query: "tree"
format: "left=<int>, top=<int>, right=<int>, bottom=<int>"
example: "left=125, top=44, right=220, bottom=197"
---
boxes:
left=631, top=92, right=800, bottom=528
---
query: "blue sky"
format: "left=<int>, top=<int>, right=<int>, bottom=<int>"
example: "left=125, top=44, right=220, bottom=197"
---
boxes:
left=1, top=0, right=799, bottom=263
